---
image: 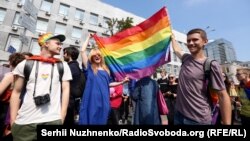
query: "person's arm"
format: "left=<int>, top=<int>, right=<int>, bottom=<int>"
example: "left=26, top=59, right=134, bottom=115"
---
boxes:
left=10, top=75, right=23, bottom=126
left=109, top=77, right=129, bottom=87
left=171, top=34, right=184, bottom=59
left=0, top=73, right=13, bottom=95
left=61, top=81, right=70, bottom=123
left=81, top=34, right=91, bottom=69
left=218, top=89, right=232, bottom=125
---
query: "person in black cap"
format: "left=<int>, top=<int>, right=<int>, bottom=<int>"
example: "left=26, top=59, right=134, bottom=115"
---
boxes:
left=10, top=33, right=72, bottom=141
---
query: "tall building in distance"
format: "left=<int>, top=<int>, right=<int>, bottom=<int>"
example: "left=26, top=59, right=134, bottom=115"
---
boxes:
left=205, top=38, right=237, bottom=64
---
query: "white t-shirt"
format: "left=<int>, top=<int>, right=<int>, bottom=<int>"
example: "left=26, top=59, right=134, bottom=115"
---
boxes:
left=13, top=60, right=72, bottom=124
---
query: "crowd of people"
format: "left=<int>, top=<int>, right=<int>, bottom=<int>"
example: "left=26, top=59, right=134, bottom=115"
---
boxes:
left=0, top=28, right=249, bottom=141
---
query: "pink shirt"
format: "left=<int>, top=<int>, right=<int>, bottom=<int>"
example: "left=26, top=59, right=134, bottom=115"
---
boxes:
left=110, top=85, right=123, bottom=108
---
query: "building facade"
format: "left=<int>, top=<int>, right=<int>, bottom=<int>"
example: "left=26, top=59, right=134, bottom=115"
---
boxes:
left=205, top=38, right=237, bottom=64
left=0, top=0, right=188, bottom=78
left=0, top=0, right=145, bottom=62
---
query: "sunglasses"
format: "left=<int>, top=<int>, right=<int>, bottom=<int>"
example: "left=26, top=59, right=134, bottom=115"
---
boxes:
left=93, top=54, right=101, bottom=57
left=236, top=73, right=243, bottom=76
left=168, top=76, right=174, bottom=79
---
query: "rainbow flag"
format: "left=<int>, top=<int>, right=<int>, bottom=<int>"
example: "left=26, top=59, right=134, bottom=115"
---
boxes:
left=93, top=7, right=172, bottom=81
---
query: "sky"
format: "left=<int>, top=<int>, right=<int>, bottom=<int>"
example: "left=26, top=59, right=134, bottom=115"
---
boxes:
left=102, top=0, right=250, bottom=62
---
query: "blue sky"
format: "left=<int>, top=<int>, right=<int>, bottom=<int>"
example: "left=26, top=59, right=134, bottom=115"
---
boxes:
left=102, top=0, right=250, bottom=61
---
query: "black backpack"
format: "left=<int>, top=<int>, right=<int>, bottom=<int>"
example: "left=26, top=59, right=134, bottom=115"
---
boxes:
left=71, top=66, right=85, bottom=98
left=20, top=60, right=64, bottom=101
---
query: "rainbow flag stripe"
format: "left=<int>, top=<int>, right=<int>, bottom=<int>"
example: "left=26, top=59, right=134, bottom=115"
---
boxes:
left=93, top=7, right=172, bottom=81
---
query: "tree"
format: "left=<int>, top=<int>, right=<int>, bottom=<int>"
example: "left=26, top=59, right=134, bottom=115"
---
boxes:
left=106, top=17, right=134, bottom=36
left=106, top=18, right=117, bottom=36
left=116, top=17, right=134, bottom=32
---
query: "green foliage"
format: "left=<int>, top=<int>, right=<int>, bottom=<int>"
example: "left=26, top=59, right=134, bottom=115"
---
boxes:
left=105, top=17, right=134, bottom=36
left=116, top=17, right=134, bottom=32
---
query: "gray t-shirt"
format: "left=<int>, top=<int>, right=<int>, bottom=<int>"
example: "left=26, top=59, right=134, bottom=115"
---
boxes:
left=176, top=54, right=225, bottom=123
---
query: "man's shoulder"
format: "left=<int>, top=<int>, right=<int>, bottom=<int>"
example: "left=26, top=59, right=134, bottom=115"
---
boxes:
left=13, top=60, right=26, bottom=73
left=68, top=61, right=80, bottom=73
left=206, top=58, right=220, bottom=69
left=181, top=53, right=192, bottom=63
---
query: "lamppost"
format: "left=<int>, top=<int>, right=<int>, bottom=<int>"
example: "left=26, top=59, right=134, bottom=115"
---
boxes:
left=205, top=26, right=216, bottom=33
left=205, top=26, right=216, bottom=43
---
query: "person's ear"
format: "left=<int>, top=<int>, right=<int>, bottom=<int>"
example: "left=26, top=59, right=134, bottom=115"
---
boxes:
left=44, top=41, right=49, bottom=48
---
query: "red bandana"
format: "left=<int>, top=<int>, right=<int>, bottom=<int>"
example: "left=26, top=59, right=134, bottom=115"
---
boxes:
left=27, top=55, right=61, bottom=64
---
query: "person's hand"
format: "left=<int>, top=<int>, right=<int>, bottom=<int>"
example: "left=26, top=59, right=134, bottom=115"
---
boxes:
left=166, top=91, right=171, bottom=96
left=173, top=93, right=177, bottom=98
left=171, top=33, right=175, bottom=40
left=89, top=33, right=94, bottom=38
left=235, top=101, right=242, bottom=107
left=123, top=76, right=130, bottom=83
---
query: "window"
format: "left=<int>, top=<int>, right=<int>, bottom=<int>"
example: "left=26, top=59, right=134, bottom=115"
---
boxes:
left=89, top=13, right=98, bottom=25
left=30, top=39, right=40, bottom=55
left=103, top=17, right=110, bottom=29
left=58, top=4, right=69, bottom=16
left=0, top=8, right=6, bottom=24
left=75, top=9, right=84, bottom=20
left=20, top=0, right=26, bottom=4
left=166, top=64, right=171, bottom=73
left=102, top=33, right=109, bottom=37
left=173, top=65, right=178, bottom=76
left=5, top=35, right=22, bottom=52
left=54, top=22, right=66, bottom=35
left=69, top=45, right=79, bottom=48
left=226, top=67, right=229, bottom=73
left=40, top=0, right=53, bottom=12
left=173, top=53, right=178, bottom=62
left=13, top=12, right=20, bottom=25
left=72, top=27, right=82, bottom=39
left=36, top=18, right=48, bottom=32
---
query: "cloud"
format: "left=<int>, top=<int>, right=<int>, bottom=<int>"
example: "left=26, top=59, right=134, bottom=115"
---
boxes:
left=184, top=0, right=209, bottom=7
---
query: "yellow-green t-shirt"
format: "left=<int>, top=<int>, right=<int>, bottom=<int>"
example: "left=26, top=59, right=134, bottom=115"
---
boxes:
left=239, top=88, right=250, bottom=117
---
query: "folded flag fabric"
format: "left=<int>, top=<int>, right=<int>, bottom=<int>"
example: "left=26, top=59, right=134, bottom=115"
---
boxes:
left=93, top=7, right=172, bottom=81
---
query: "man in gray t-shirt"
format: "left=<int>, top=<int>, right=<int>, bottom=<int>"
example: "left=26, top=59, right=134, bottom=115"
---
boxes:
left=171, top=28, right=231, bottom=125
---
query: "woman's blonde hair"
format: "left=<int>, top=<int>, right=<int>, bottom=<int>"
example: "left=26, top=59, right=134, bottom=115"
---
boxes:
left=88, top=48, right=110, bottom=75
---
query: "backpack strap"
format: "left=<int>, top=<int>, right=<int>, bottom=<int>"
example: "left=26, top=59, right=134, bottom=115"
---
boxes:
left=24, top=60, right=35, bottom=81
left=203, top=58, right=216, bottom=86
left=20, top=60, right=35, bottom=103
left=56, top=62, right=64, bottom=82
left=203, top=58, right=216, bottom=107
left=204, top=58, right=211, bottom=82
